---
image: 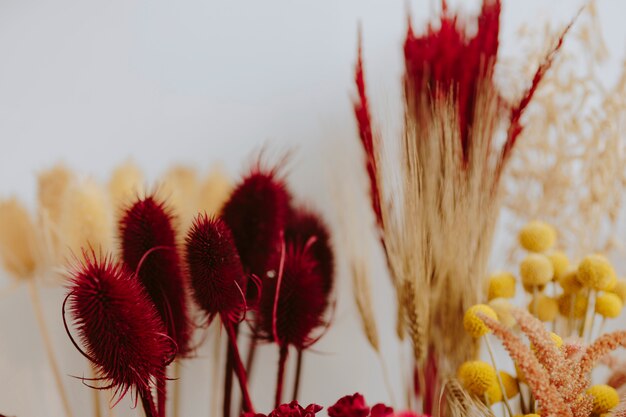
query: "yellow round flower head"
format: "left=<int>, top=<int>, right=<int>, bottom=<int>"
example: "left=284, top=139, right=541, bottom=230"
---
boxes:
left=586, top=385, right=619, bottom=414
left=485, top=382, right=502, bottom=404
left=463, top=304, right=498, bottom=338
left=557, top=292, right=588, bottom=319
left=559, top=269, right=582, bottom=294
left=458, top=361, right=498, bottom=397
left=524, top=414, right=541, bottom=417
left=499, top=371, right=519, bottom=399
left=523, top=282, right=546, bottom=293
left=487, top=272, right=516, bottom=300
left=577, top=254, right=616, bottom=291
left=548, top=251, right=569, bottom=281
left=528, top=295, right=559, bottom=322
left=489, top=298, right=516, bottom=328
left=520, top=254, right=554, bottom=287
left=611, top=278, right=626, bottom=303
left=595, top=293, right=623, bottom=318
left=519, top=221, right=556, bottom=253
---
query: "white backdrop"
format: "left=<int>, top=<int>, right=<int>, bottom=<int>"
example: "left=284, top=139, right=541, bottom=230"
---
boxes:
left=0, top=1, right=625, bottom=416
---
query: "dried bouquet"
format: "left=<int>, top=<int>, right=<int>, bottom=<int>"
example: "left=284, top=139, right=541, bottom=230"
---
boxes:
left=0, top=1, right=625, bottom=417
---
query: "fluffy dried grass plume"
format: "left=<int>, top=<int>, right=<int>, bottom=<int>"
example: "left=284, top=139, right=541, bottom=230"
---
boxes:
left=37, top=163, right=73, bottom=225
left=198, top=165, right=232, bottom=216
left=108, top=160, right=144, bottom=207
left=59, top=179, right=113, bottom=257
left=0, top=198, right=40, bottom=279
left=157, top=165, right=199, bottom=231
left=503, top=1, right=626, bottom=259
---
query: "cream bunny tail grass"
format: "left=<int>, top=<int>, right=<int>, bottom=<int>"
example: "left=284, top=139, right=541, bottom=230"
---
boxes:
left=108, top=160, right=144, bottom=208
left=0, top=198, right=40, bottom=280
left=157, top=165, right=200, bottom=232
left=198, top=165, right=233, bottom=216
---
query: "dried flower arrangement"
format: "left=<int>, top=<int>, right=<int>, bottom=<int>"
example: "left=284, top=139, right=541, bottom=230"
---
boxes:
left=0, top=1, right=624, bottom=417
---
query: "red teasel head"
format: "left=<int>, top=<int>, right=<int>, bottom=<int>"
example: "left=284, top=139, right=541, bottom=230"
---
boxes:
left=256, top=242, right=329, bottom=349
left=241, top=401, right=322, bottom=417
left=185, top=214, right=247, bottom=324
left=221, top=160, right=291, bottom=295
left=64, top=251, right=175, bottom=402
left=285, top=206, right=334, bottom=296
left=119, top=194, right=192, bottom=356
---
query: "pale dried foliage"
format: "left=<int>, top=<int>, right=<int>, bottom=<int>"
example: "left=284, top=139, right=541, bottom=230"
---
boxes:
left=197, top=165, right=233, bottom=216
left=157, top=165, right=200, bottom=232
left=378, top=80, right=504, bottom=373
left=503, top=2, right=626, bottom=259
left=108, top=159, right=145, bottom=207
left=445, top=378, right=495, bottom=417
left=351, top=260, right=380, bottom=352
left=0, top=198, right=41, bottom=279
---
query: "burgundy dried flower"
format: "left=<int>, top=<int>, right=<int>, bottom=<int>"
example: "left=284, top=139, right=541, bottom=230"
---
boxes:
left=285, top=206, right=334, bottom=295
left=64, top=251, right=173, bottom=412
left=185, top=214, right=246, bottom=324
left=119, top=195, right=191, bottom=356
left=257, top=243, right=328, bottom=349
left=369, top=405, right=394, bottom=417
left=328, top=393, right=370, bottom=417
left=241, top=401, right=322, bottom=417
left=221, top=162, right=291, bottom=282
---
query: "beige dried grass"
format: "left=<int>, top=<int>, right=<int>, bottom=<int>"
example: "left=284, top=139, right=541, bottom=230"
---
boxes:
left=108, top=159, right=144, bottom=208
left=0, top=198, right=40, bottom=280
left=157, top=165, right=200, bottom=233
left=445, top=378, right=496, bottom=417
left=197, top=165, right=232, bottom=216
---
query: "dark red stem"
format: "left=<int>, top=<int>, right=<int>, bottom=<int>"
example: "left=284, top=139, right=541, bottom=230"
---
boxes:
left=291, top=349, right=303, bottom=401
left=140, top=387, right=158, bottom=417
left=157, top=369, right=166, bottom=417
left=274, top=344, right=289, bottom=408
left=223, top=340, right=235, bottom=417
left=239, top=335, right=259, bottom=415
left=224, top=320, right=254, bottom=414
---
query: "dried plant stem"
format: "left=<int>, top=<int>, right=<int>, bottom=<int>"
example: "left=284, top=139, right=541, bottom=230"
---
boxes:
left=223, top=339, right=234, bottom=417
left=275, top=345, right=289, bottom=408
left=224, top=321, right=254, bottom=413
left=239, top=335, right=259, bottom=414
left=377, top=351, right=396, bottom=407
left=485, top=336, right=514, bottom=417
left=291, top=349, right=303, bottom=401
left=583, top=290, right=597, bottom=343
left=172, top=360, right=181, bottom=417
left=157, top=368, right=166, bottom=417
left=212, top=323, right=224, bottom=417
left=139, top=387, right=158, bottom=417
left=28, top=279, right=74, bottom=417
left=517, top=380, right=527, bottom=414
left=107, top=392, right=115, bottom=417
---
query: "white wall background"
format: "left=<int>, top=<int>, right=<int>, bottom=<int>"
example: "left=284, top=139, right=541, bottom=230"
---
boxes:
left=0, top=1, right=624, bottom=416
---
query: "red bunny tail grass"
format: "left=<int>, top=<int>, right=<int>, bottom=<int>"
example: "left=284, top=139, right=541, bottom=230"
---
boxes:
left=285, top=206, right=334, bottom=296
left=64, top=251, right=174, bottom=416
left=185, top=214, right=246, bottom=324
left=119, top=194, right=192, bottom=356
left=257, top=243, right=328, bottom=349
left=221, top=160, right=291, bottom=285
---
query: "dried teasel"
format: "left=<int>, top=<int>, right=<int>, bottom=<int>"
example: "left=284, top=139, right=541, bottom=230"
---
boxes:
left=64, top=251, right=175, bottom=416
left=221, top=161, right=291, bottom=283
left=119, top=194, right=192, bottom=356
left=184, top=214, right=254, bottom=412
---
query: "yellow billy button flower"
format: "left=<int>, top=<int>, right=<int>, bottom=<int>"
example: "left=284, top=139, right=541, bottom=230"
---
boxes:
left=595, top=293, right=623, bottom=318
left=577, top=254, right=616, bottom=291
left=557, top=292, right=588, bottom=319
left=524, top=414, right=541, bottom=417
left=519, top=221, right=556, bottom=253
left=528, top=295, right=559, bottom=322
left=586, top=385, right=619, bottom=414
left=548, top=251, right=569, bottom=281
left=499, top=371, right=519, bottom=399
left=487, top=272, right=516, bottom=300
left=485, top=383, right=502, bottom=404
left=520, top=254, right=554, bottom=287
left=463, top=304, right=498, bottom=338
left=558, top=269, right=582, bottom=294
left=611, top=278, right=626, bottom=303
left=458, top=361, right=498, bottom=398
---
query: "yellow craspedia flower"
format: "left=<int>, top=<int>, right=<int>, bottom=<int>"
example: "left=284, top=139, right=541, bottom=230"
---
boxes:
left=519, top=221, right=556, bottom=253
left=548, top=251, right=569, bottom=281
left=523, top=282, right=546, bottom=293
left=463, top=304, right=498, bottom=338
left=595, top=293, right=623, bottom=318
left=485, top=382, right=502, bottom=404
left=499, top=371, right=519, bottom=399
left=458, top=361, right=497, bottom=397
left=487, top=272, right=516, bottom=300
left=557, top=292, right=588, bottom=319
left=489, top=298, right=516, bottom=328
left=586, top=385, right=619, bottom=414
left=520, top=254, right=554, bottom=287
left=524, top=414, right=541, bottom=417
left=559, top=269, right=582, bottom=294
left=577, top=254, right=616, bottom=291
left=528, top=295, right=559, bottom=322
left=610, top=278, right=626, bottom=303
